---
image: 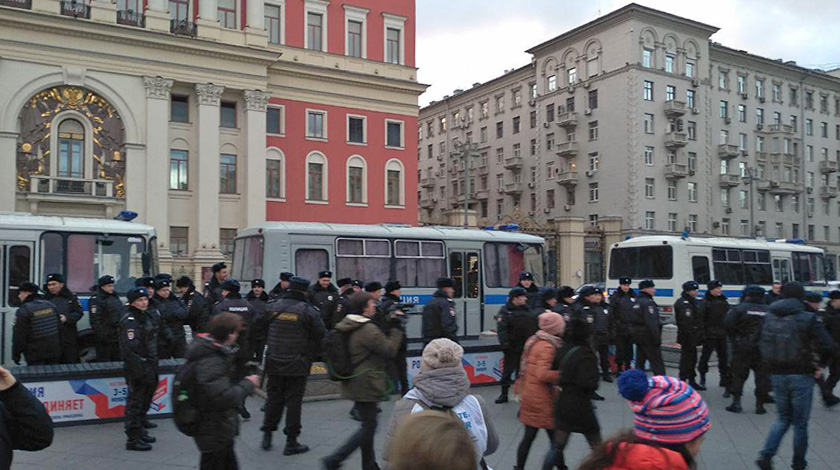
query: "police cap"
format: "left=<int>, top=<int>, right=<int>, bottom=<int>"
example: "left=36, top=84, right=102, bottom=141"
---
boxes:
left=682, top=281, right=699, bottom=292
left=639, top=279, right=656, bottom=289
left=220, top=279, right=240, bottom=293
left=509, top=287, right=528, bottom=298
left=252, top=279, right=266, bottom=288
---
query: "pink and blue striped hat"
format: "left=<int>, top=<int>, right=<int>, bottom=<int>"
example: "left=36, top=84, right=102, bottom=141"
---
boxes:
left=617, top=370, right=711, bottom=444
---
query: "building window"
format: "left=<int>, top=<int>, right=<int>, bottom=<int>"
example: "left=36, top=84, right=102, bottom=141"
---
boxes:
left=665, top=54, right=675, bottom=73
left=756, top=108, right=764, bottom=125
left=737, top=75, right=746, bottom=94
left=775, top=223, right=784, bottom=238
left=686, top=61, right=695, bottom=78
left=547, top=75, right=557, bottom=92
left=588, top=90, right=598, bottom=109
left=687, top=121, right=697, bottom=140
left=688, top=152, right=697, bottom=172
left=345, top=115, right=366, bottom=144
left=267, top=106, right=284, bottom=135
left=668, top=213, right=677, bottom=232
left=480, top=126, right=487, bottom=142
left=737, top=104, right=746, bottom=122
left=169, top=149, right=188, bottom=190
left=219, top=153, right=237, bottom=194
left=567, top=67, right=577, bottom=85
left=495, top=96, right=504, bottom=113
left=513, top=116, right=521, bottom=134
left=720, top=100, right=729, bottom=119
left=266, top=153, right=284, bottom=199
left=643, top=81, right=653, bottom=101
left=386, top=120, right=404, bottom=148
left=306, top=110, right=326, bottom=139
left=513, top=143, right=521, bottom=158
left=688, top=215, right=698, bottom=232
left=217, top=0, right=236, bottom=29
left=547, top=189, right=555, bottom=209
left=306, top=11, right=324, bottom=51
left=546, top=133, right=554, bottom=150
left=386, top=27, right=401, bottom=64
left=265, top=4, right=283, bottom=45
left=546, top=104, right=555, bottom=122
left=347, top=20, right=363, bottom=58
left=686, top=90, right=695, bottom=109
left=496, top=148, right=504, bottom=163
left=346, top=156, right=366, bottom=204
left=57, top=119, right=84, bottom=179
left=645, top=178, right=655, bottom=198
left=588, top=152, right=599, bottom=172
left=169, top=227, right=188, bottom=256
left=665, top=85, right=675, bottom=102
left=741, top=220, right=750, bottom=236
left=386, top=159, right=404, bottom=206
left=170, top=0, right=189, bottom=22
left=644, top=146, right=654, bottom=166
left=512, top=89, right=522, bottom=107
left=719, top=71, right=728, bottom=89
left=170, top=95, right=189, bottom=122
left=589, top=183, right=599, bottom=202
left=645, top=211, right=655, bottom=230
left=530, top=111, right=537, bottom=129
left=721, top=218, right=730, bottom=235
left=220, top=229, right=236, bottom=256
left=756, top=79, right=764, bottom=98
left=688, top=182, right=697, bottom=202
left=530, top=139, right=536, bottom=156
left=806, top=119, right=813, bottom=136
left=588, top=121, right=598, bottom=141
left=668, top=181, right=677, bottom=200
left=642, top=48, right=652, bottom=68
left=821, top=122, right=829, bottom=138
left=306, top=152, right=328, bottom=202
left=496, top=121, right=503, bottom=139
left=644, top=114, right=654, bottom=134
left=220, top=101, right=236, bottom=128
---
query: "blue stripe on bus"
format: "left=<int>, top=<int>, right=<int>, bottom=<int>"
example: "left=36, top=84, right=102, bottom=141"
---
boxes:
left=399, top=294, right=509, bottom=306
left=79, top=297, right=90, bottom=312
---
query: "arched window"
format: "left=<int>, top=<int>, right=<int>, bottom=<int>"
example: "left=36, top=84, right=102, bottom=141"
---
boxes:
left=346, top=155, right=367, bottom=204
left=266, top=148, right=285, bottom=199
left=306, top=151, right=328, bottom=202
left=58, top=119, right=84, bottom=179
left=385, top=159, right=404, bottom=206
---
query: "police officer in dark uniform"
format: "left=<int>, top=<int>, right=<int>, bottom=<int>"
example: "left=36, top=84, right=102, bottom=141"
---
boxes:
left=331, top=278, right=354, bottom=329
left=574, top=285, right=614, bottom=383
left=674, top=281, right=705, bottom=390
left=516, top=271, right=542, bottom=310
left=269, top=272, right=295, bottom=301
left=120, top=287, right=159, bottom=451
left=553, top=286, right=576, bottom=322
left=495, top=287, right=539, bottom=404
left=12, top=282, right=62, bottom=366
left=260, top=277, right=326, bottom=453
left=90, top=275, right=125, bottom=361
left=214, top=279, right=256, bottom=420
left=248, top=279, right=271, bottom=364
left=819, top=290, right=840, bottom=407
left=364, top=282, right=387, bottom=330
left=725, top=285, right=771, bottom=414
left=43, top=273, right=83, bottom=363
left=631, top=279, right=665, bottom=376
left=766, top=281, right=782, bottom=305
left=698, top=280, right=730, bottom=391
left=609, top=278, right=636, bottom=375
left=205, top=262, right=229, bottom=307
left=380, top=280, right=409, bottom=395
left=153, top=277, right=188, bottom=359
left=176, top=276, right=211, bottom=337
left=308, top=271, right=339, bottom=329
left=421, top=277, right=458, bottom=345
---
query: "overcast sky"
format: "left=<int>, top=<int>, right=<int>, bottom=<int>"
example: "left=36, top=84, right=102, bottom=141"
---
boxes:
left=416, top=0, right=840, bottom=106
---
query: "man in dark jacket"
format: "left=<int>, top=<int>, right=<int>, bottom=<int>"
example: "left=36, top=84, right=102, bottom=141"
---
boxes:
left=818, top=290, right=840, bottom=406
left=154, top=278, right=188, bottom=359
left=90, top=275, right=124, bottom=362
left=698, top=280, right=730, bottom=391
left=269, top=272, right=294, bottom=301
left=12, top=282, right=61, bottom=366
left=757, top=282, right=839, bottom=470
left=260, top=277, right=326, bottom=453
left=630, top=280, right=665, bottom=376
left=495, top=287, right=538, bottom=404
left=725, top=285, right=770, bottom=414
left=43, top=273, right=83, bottom=363
left=187, top=312, right=259, bottom=470
left=608, top=278, right=636, bottom=375
left=308, top=271, right=339, bottom=328
left=573, top=285, right=613, bottom=383
left=214, top=280, right=256, bottom=420
left=380, top=280, right=409, bottom=396
left=120, top=287, right=159, bottom=451
left=0, top=365, right=53, bottom=469
left=421, top=277, right=458, bottom=345
left=331, top=278, right=355, bottom=329
left=674, top=280, right=705, bottom=390
left=204, top=262, right=229, bottom=307
left=553, top=286, right=576, bottom=322
left=516, top=271, right=541, bottom=310
left=176, top=276, right=211, bottom=337
left=247, top=279, right=271, bottom=363
left=766, top=281, right=782, bottom=305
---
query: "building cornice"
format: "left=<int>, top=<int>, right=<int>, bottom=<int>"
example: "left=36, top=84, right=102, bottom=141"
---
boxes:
left=710, top=43, right=840, bottom=89
left=421, top=63, right=535, bottom=113
left=269, top=61, right=428, bottom=96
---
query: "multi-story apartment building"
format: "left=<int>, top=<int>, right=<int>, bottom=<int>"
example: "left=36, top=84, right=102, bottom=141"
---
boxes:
left=418, top=3, right=840, bottom=280
left=1, top=0, right=424, bottom=280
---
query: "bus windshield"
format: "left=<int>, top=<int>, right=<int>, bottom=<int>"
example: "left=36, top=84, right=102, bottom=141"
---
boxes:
left=609, top=245, right=673, bottom=280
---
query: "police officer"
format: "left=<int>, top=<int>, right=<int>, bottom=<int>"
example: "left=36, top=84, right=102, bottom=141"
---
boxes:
left=725, top=285, right=771, bottom=414
left=380, top=280, right=409, bottom=395
left=308, top=271, right=339, bottom=329
left=120, top=287, right=159, bottom=451
left=674, top=281, right=705, bottom=390
left=260, top=277, right=326, bottom=454
left=574, top=285, right=614, bottom=383
left=269, top=272, right=295, bottom=301
left=44, top=273, right=83, bottom=363
left=153, top=277, right=188, bottom=359
left=766, top=281, right=782, bottom=305
left=364, top=282, right=386, bottom=330
left=698, top=280, right=730, bottom=391
left=247, top=279, right=271, bottom=364
left=516, top=271, right=542, bottom=310
left=90, top=275, right=125, bottom=361
left=351, top=279, right=364, bottom=293
left=804, top=291, right=823, bottom=313
left=495, top=287, right=538, bottom=404
left=819, top=290, right=840, bottom=407
left=205, top=262, right=229, bottom=307
left=214, top=279, right=256, bottom=420
left=609, top=278, right=636, bottom=375
left=12, top=282, right=61, bottom=366
left=631, top=279, right=665, bottom=376
left=553, top=286, right=576, bottom=322
left=176, top=276, right=211, bottom=337
left=422, top=277, right=458, bottom=345
left=331, top=278, right=354, bottom=329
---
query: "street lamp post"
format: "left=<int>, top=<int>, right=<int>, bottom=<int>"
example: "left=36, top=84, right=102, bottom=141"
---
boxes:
left=451, top=135, right=479, bottom=229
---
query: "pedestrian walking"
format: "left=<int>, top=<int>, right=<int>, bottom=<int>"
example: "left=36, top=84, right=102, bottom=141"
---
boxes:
left=630, top=280, right=665, bottom=375
left=513, top=311, right=565, bottom=470
left=246, top=279, right=270, bottom=364
left=120, top=287, right=159, bottom=451
left=386, top=411, right=478, bottom=470
left=495, top=287, right=539, bottom=404
left=12, top=282, right=61, bottom=366
left=608, top=278, right=636, bottom=375
left=90, top=275, right=125, bottom=362
left=0, top=364, right=54, bottom=469
left=818, top=290, right=840, bottom=407
left=421, top=277, right=458, bottom=345
left=44, top=273, right=83, bottom=363
left=724, top=285, right=771, bottom=414
left=674, top=281, right=705, bottom=390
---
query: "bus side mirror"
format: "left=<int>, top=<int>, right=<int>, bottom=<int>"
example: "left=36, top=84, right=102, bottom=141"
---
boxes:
left=142, top=253, right=151, bottom=275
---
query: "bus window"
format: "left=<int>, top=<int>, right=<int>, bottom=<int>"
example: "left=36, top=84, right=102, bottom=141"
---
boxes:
left=743, top=250, right=773, bottom=285
left=336, top=238, right=391, bottom=282
left=394, top=240, right=446, bottom=287
left=449, top=252, right=464, bottom=298
left=8, top=246, right=31, bottom=305
left=466, top=252, right=480, bottom=298
left=41, top=233, right=63, bottom=277
left=691, top=256, right=711, bottom=285
left=295, top=249, right=329, bottom=282
left=609, top=246, right=673, bottom=280
left=772, top=258, right=792, bottom=283
left=63, top=234, right=145, bottom=294
left=792, top=252, right=826, bottom=284
left=233, top=236, right=264, bottom=281
left=712, top=248, right=744, bottom=285
left=485, top=243, right=544, bottom=287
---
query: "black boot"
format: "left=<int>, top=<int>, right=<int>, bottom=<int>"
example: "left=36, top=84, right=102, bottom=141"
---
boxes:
left=126, top=440, right=152, bottom=451
left=261, top=432, right=272, bottom=451
left=495, top=389, right=509, bottom=404
left=725, top=395, right=742, bottom=413
left=591, top=391, right=605, bottom=401
left=142, top=420, right=158, bottom=429
left=140, top=433, right=156, bottom=443
left=602, top=372, right=613, bottom=383
left=699, top=373, right=706, bottom=388
left=689, top=380, right=707, bottom=391
left=284, top=439, right=310, bottom=456
left=350, top=406, right=362, bottom=421
left=824, top=395, right=840, bottom=408
left=755, top=454, right=773, bottom=470
left=756, top=402, right=767, bottom=415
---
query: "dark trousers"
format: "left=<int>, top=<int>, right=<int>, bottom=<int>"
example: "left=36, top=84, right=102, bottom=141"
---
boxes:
left=729, top=349, right=770, bottom=399
left=818, top=357, right=840, bottom=399
left=325, top=401, right=379, bottom=470
left=614, top=333, right=633, bottom=372
left=61, top=335, right=80, bottom=364
left=200, top=442, right=238, bottom=470
left=97, top=342, right=121, bottom=362
left=678, top=337, right=700, bottom=381
left=699, top=336, right=729, bottom=382
left=261, top=375, right=307, bottom=439
left=391, top=348, right=409, bottom=395
left=252, top=338, right=267, bottom=364
left=593, top=341, right=611, bottom=376
left=500, top=350, right=523, bottom=394
left=635, top=342, right=666, bottom=376
left=517, top=425, right=555, bottom=468
left=542, top=429, right=602, bottom=470
left=124, top=375, right=157, bottom=441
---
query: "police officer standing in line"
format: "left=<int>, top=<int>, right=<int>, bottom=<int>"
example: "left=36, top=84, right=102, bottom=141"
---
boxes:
left=214, top=279, right=256, bottom=420
left=608, top=278, right=636, bottom=375
left=364, top=282, right=386, bottom=330
left=331, top=278, right=355, bottom=329
left=698, top=280, right=730, bottom=392
left=766, top=281, right=782, bottom=305
left=269, top=272, right=294, bottom=301
left=120, top=287, right=159, bottom=451
left=205, top=262, right=229, bottom=307
left=308, top=271, right=339, bottom=329
left=574, top=285, right=614, bottom=384
left=43, top=273, right=83, bottom=363
left=176, top=276, right=211, bottom=337
left=153, top=277, right=188, bottom=359
left=818, top=290, right=840, bottom=407
left=380, top=280, right=409, bottom=396
left=516, top=272, right=542, bottom=310
left=90, top=275, right=125, bottom=362
left=725, top=285, right=771, bottom=414
left=553, top=286, right=576, bottom=322
left=422, top=277, right=458, bottom=345
left=12, top=282, right=62, bottom=366
left=247, top=279, right=271, bottom=364
left=674, top=281, right=705, bottom=390
left=631, top=280, right=666, bottom=376
left=260, top=277, right=326, bottom=454
left=804, top=292, right=823, bottom=313
left=495, top=287, right=538, bottom=404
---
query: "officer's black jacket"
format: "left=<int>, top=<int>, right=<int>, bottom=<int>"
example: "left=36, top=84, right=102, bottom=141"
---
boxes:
left=821, top=305, right=840, bottom=345
left=214, top=295, right=255, bottom=361
left=515, top=282, right=542, bottom=310
left=725, top=297, right=768, bottom=352
left=700, top=294, right=730, bottom=339
left=0, top=381, right=54, bottom=469
left=12, top=296, right=61, bottom=364
left=331, top=290, right=354, bottom=329
left=182, top=287, right=211, bottom=335
left=44, top=287, right=83, bottom=345
left=246, top=290, right=271, bottom=345
left=264, top=291, right=326, bottom=376
left=497, top=301, right=537, bottom=352
left=307, top=283, right=339, bottom=328
left=119, top=306, right=158, bottom=379
left=154, top=294, right=189, bottom=342
left=630, top=292, right=661, bottom=346
left=421, top=289, right=458, bottom=344
left=90, top=287, right=124, bottom=343
left=572, top=299, right=612, bottom=338
left=608, top=289, right=636, bottom=335
left=674, top=293, right=703, bottom=342
left=204, top=276, right=224, bottom=307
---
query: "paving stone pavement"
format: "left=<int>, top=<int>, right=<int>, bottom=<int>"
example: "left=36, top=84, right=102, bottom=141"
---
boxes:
left=12, top=366, right=840, bottom=470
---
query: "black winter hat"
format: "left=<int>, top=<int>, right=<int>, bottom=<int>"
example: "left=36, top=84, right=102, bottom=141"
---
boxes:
left=558, top=286, right=575, bottom=299
left=829, top=290, right=840, bottom=300
left=579, top=285, right=601, bottom=298
left=18, top=281, right=39, bottom=294
left=318, top=271, right=332, bottom=279
left=211, top=262, right=227, bottom=273
left=564, top=318, right=591, bottom=345
left=155, top=278, right=171, bottom=289
left=365, top=282, right=383, bottom=292
left=436, top=277, right=455, bottom=289
left=252, top=279, right=266, bottom=288
left=639, top=279, right=655, bottom=289
left=805, top=292, right=823, bottom=303
left=280, top=272, right=294, bottom=281
left=509, top=287, right=528, bottom=298
left=519, top=271, right=534, bottom=281
left=221, top=279, right=240, bottom=293
left=707, top=280, right=723, bottom=290
left=744, top=285, right=765, bottom=298
left=175, top=276, right=193, bottom=288
left=352, top=280, right=364, bottom=288
left=682, top=281, right=699, bottom=292
left=135, top=276, right=155, bottom=288
left=98, top=275, right=116, bottom=287
left=540, top=287, right=559, bottom=302
left=155, top=273, right=172, bottom=282
left=384, top=280, right=402, bottom=293
left=289, top=276, right=310, bottom=293
left=337, top=277, right=353, bottom=288
left=781, top=282, right=806, bottom=300
left=46, top=273, right=65, bottom=284
left=127, top=287, right=149, bottom=303
left=619, top=277, right=632, bottom=285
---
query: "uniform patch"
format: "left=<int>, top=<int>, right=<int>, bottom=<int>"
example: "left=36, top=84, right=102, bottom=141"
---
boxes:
left=127, top=329, right=135, bottom=340
left=277, top=313, right=299, bottom=321
left=327, top=295, right=334, bottom=301
left=449, top=307, right=456, bottom=317
left=90, top=305, right=97, bottom=314
left=686, top=310, right=692, bottom=317
left=648, top=306, right=656, bottom=315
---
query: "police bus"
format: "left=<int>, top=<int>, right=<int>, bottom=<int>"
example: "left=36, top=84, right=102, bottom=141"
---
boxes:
left=231, top=222, right=546, bottom=342
left=0, top=212, right=157, bottom=364
left=607, top=235, right=827, bottom=322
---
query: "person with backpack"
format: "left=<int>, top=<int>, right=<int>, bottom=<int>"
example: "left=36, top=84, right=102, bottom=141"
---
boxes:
left=495, top=287, right=539, bottom=404
left=214, top=279, right=256, bottom=421
left=12, top=282, right=62, bottom=366
left=724, top=285, right=771, bottom=414
left=818, top=290, right=840, bottom=407
left=382, top=338, right=498, bottom=470
left=608, top=278, right=636, bottom=376
left=322, top=292, right=404, bottom=470
left=756, top=282, right=839, bottom=470
left=260, top=277, right=326, bottom=454
left=181, top=312, right=259, bottom=470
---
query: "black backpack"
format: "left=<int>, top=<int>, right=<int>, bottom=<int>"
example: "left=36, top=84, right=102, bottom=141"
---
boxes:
left=171, top=360, right=201, bottom=436
left=322, top=329, right=362, bottom=381
left=760, top=312, right=806, bottom=368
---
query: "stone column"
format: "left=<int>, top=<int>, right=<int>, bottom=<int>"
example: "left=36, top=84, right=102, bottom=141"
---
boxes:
left=554, top=216, right=586, bottom=288
left=143, top=77, right=174, bottom=266
left=145, top=0, right=170, bottom=32
left=600, top=215, right=624, bottom=255
left=244, top=0, right=267, bottom=47
left=0, top=132, right=18, bottom=212
left=197, top=0, right=221, bottom=41
left=194, top=83, right=225, bottom=262
left=124, top=143, right=148, bottom=223
left=243, top=90, right=268, bottom=227
left=89, top=0, right=117, bottom=23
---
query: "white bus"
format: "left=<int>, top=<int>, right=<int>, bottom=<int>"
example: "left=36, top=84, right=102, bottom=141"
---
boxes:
left=607, top=236, right=827, bottom=321
left=231, top=222, right=546, bottom=342
left=0, top=212, right=158, bottom=364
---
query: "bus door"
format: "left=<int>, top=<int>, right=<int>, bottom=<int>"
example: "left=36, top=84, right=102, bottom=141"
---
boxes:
left=0, top=242, right=34, bottom=365
left=290, top=244, right=333, bottom=284
left=448, top=250, right=482, bottom=337
left=772, top=257, right=792, bottom=283
left=688, top=250, right=712, bottom=286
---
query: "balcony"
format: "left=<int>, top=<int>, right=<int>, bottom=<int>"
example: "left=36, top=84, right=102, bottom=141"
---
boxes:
left=556, top=169, right=579, bottom=187
left=664, top=163, right=690, bottom=179
left=756, top=152, right=770, bottom=163
left=556, top=112, right=578, bottom=128
left=555, top=140, right=579, bottom=158
left=820, top=186, right=839, bottom=199
left=719, top=173, right=742, bottom=188
left=420, top=178, right=435, bottom=189
left=665, top=131, right=688, bottom=148
left=0, top=0, right=31, bottom=9
left=28, top=175, right=117, bottom=198
left=117, top=9, right=146, bottom=27
left=757, top=179, right=772, bottom=192
left=783, top=154, right=800, bottom=166
left=769, top=180, right=803, bottom=195
left=503, top=156, right=523, bottom=170
left=474, top=189, right=489, bottom=200
left=718, top=144, right=740, bottom=159
left=170, top=19, right=198, bottom=37
left=504, top=182, right=524, bottom=195
left=820, top=160, right=839, bottom=174
left=419, top=198, right=435, bottom=209
left=767, top=123, right=795, bottom=134
left=664, top=100, right=687, bottom=117
left=60, top=0, right=90, bottom=18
